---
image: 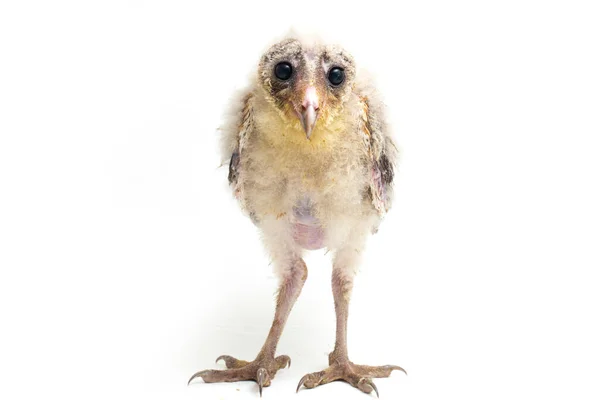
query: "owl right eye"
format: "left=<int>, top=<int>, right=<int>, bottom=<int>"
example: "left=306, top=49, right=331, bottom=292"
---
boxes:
left=274, top=62, right=293, bottom=81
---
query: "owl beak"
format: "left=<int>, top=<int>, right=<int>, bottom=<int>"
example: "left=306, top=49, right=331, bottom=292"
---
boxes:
left=299, top=87, right=320, bottom=139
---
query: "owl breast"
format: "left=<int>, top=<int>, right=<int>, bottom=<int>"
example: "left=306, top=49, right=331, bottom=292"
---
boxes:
left=291, top=196, right=325, bottom=250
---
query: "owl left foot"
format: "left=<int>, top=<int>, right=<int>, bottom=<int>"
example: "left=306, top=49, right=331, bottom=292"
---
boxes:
left=296, top=358, right=405, bottom=397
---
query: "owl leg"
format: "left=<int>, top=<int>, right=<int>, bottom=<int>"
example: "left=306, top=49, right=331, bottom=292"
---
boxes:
left=297, top=248, right=405, bottom=396
left=188, top=258, right=307, bottom=396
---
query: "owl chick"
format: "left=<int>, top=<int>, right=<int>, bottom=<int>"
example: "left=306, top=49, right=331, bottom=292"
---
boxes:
left=189, top=36, right=404, bottom=396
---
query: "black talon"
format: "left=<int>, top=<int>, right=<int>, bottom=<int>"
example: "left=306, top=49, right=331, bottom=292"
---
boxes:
left=257, top=367, right=268, bottom=397
left=187, top=370, right=208, bottom=386
left=215, top=355, right=238, bottom=368
left=368, top=379, right=379, bottom=398
left=296, top=375, right=308, bottom=393
left=360, top=377, right=379, bottom=397
left=386, top=365, right=407, bottom=375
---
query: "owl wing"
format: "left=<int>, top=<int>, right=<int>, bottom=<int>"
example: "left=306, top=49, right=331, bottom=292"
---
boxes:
left=220, top=92, right=255, bottom=214
left=357, top=92, right=397, bottom=217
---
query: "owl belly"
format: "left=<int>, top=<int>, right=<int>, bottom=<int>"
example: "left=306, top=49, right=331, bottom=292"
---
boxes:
left=291, top=197, right=325, bottom=250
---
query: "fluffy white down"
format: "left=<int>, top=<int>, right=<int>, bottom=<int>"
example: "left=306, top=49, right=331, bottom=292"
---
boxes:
left=219, top=51, right=395, bottom=280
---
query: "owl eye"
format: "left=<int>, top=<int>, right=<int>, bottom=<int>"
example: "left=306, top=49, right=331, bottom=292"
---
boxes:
left=274, top=62, right=293, bottom=81
left=328, top=67, right=345, bottom=86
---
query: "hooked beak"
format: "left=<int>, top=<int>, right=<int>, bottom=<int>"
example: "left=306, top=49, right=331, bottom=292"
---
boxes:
left=298, top=87, right=320, bottom=139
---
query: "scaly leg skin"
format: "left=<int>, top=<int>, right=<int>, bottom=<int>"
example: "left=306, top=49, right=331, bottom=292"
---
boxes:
left=188, top=259, right=307, bottom=396
left=297, top=265, right=406, bottom=397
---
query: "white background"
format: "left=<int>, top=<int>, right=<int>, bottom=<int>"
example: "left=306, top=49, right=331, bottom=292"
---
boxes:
left=1, top=1, right=599, bottom=399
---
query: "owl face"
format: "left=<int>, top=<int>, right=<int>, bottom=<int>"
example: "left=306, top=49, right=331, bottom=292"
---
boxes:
left=258, top=38, right=356, bottom=139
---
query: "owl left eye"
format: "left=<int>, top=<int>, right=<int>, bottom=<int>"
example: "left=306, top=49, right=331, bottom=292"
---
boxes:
left=328, top=67, right=345, bottom=86
left=274, top=62, right=293, bottom=81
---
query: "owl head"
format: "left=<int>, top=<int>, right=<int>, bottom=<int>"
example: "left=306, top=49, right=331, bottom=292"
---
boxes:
left=257, top=37, right=356, bottom=139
